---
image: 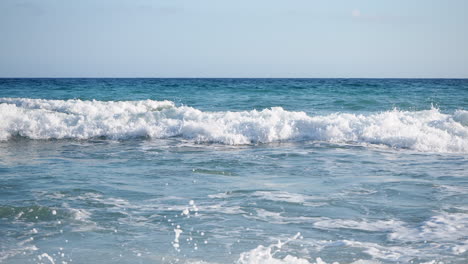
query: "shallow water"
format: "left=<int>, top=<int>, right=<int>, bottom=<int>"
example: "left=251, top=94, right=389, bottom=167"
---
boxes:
left=0, top=79, right=467, bottom=263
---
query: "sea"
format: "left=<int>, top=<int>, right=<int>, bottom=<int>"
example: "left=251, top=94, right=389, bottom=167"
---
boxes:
left=0, top=78, right=467, bottom=264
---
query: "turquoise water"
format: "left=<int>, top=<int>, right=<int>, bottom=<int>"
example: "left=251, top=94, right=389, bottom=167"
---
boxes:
left=1, top=79, right=467, bottom=264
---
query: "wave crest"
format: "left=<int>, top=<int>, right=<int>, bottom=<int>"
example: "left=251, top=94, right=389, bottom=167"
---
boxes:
left=1, top=98, right=467, bottom=153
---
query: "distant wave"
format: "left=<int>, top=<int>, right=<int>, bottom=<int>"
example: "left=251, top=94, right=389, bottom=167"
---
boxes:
left=1, top=98, right=467, bottom=153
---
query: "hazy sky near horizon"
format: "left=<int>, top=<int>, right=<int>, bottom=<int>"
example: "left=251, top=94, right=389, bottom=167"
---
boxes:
left=0, top=0, right=467, bottom=78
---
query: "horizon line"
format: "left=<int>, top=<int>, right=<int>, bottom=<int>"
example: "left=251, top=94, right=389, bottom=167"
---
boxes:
left=1, top=77, right=468, bottom=80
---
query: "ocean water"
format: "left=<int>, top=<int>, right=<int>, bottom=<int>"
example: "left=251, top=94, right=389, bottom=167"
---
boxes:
left=0, top=78, right=467, bottom=264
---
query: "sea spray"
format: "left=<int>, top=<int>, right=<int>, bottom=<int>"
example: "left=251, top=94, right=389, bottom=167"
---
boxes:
left=236, top=233, right=339, bottom=264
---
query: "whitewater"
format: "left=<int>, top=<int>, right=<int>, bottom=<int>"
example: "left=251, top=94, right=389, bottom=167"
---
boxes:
left=1, top=98, right=467, bottom=153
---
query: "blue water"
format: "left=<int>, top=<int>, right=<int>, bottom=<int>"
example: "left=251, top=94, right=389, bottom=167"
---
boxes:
left=1, top=79, right=467, bottom=264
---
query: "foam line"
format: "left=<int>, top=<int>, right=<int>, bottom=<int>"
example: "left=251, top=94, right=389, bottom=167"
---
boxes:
left=1, top=98, right=467, bottom=153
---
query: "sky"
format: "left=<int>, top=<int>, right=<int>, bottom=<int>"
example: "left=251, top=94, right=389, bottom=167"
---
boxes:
left=0, top=0, right=467, bottom=78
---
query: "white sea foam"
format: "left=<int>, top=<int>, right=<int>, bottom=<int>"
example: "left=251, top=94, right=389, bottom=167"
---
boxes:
left=453, top=110, right=468, bottom=126
left=235, top=233, right=383, bottom=264
left=313, top=219, right=405, bottom=232
left=209, top=191, right=326, bottom=207
left=236, top=233, right=316, bottom=264
left=61, top=204, right=103, bottom=232
left=1, top=98, right=468, bottom=152
left=244, top=209, right=316, bottom=225
left=311, top=213, right=468, bottom=258
left=436, top=185, right=468, bottom=197
left=340, top=240, right=422, bottom=262
left=0, top=244, right=38, bottom=262
left=389, top=212, right=468, bottom=243
left=252, top=191, right=310, bottom=204
left=38, top=253, right=55, bottom=264
left=304, top=239, right=438, bottom=263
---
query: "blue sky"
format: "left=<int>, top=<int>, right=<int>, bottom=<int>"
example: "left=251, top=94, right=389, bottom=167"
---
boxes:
left=0, top=0, right=467, bottom=77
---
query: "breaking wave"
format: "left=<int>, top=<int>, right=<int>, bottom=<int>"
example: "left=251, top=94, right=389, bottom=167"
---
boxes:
left=1, top=98, right=467, bottom=153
